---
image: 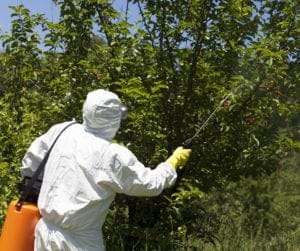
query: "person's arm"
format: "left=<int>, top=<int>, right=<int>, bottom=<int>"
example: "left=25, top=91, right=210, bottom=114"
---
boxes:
left=100, top=143, right=177, bottom=197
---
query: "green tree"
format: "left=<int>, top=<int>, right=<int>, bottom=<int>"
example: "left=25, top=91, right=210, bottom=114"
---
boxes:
left=0, top=0, right=299, bottom=248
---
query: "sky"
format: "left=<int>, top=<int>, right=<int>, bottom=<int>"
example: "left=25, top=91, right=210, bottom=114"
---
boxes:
left=0, top=0, right=138, bottom=33
left=0, top=0, right=60, bottom=33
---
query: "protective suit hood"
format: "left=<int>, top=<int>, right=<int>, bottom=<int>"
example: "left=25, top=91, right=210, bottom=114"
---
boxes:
left=82, top=89, right=123, bottom=140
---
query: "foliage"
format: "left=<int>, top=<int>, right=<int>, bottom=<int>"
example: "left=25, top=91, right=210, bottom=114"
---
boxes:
left=0, top=0, right=299, bottom=248
left=198, top=161, right=300, bottom=251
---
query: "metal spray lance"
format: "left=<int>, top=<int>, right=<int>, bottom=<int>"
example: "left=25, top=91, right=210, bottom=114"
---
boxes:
left=182, top=87, right=241, bottom=148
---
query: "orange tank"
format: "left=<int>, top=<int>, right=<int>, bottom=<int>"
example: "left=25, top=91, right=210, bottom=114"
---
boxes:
left=0, top=200, right=41, bottom=251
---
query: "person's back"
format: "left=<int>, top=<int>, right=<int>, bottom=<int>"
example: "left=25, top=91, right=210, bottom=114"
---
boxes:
left=36, top=122, right=111, bottom=250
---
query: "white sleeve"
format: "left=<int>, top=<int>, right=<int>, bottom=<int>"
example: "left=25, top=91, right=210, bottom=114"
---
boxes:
left=102, top=143, right=177, bottom=196
left=20, top=122, right=70, bottom=178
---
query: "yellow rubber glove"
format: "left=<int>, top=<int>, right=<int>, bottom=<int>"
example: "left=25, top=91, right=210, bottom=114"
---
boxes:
left=166, top=146, right=192, bottom=169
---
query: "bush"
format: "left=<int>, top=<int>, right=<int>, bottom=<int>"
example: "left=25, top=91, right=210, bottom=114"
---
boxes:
left=198, top=159, right=300, bottom=250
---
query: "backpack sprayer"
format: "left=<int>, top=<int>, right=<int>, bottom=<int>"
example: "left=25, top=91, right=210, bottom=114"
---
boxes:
left=0, top=122, right=76, bottom=251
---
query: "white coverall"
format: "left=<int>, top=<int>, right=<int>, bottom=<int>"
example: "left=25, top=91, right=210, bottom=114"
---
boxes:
left=20, top=89, right=177, bottom=251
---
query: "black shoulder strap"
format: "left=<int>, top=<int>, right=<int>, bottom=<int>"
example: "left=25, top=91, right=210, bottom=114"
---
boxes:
left=19, top=121, right=77, bottom=203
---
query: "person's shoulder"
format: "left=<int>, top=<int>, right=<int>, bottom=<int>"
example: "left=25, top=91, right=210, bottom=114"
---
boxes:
left=51, top=120, right=77, bottom=129
left=107, top=142, right=137, bottom=164
left=108, top=142, right=132, bottom=155
left=46, top=120, right=77, bottom=136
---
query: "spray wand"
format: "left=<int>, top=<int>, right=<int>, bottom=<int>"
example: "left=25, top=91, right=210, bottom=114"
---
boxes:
left=182, top=92, right=233, bottom=148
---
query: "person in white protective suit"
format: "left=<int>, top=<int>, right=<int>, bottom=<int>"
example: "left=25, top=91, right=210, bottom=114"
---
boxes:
left=20, top=89, right=191, bottom=251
